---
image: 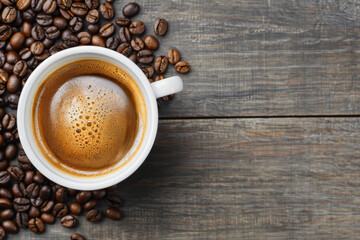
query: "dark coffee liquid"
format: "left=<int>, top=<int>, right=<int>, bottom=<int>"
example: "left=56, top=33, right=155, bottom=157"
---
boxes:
left=32, top=59, right=146, bottom=177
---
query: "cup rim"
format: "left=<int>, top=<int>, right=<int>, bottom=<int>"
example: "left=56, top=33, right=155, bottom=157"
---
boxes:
left=17, top=46, right=158, bottom=190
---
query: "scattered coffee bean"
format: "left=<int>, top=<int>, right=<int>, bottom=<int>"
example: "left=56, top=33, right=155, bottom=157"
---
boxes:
left=141, top=65, right=154, bottom=78
left=33, top=172, right=45, bottom=184
left=53, top=16, right=67, bottom=30
left=0, top=25, right=12, bottom=41
left=6, top=50, right=19, bottom=65
left=71, top=2, right=88, bottom=16
left=9, top=32, right=25, bottom=49
left=128, top=52, right=137, bottom=63
left=31, top=25, right=45, bottom=41
left=99, top=3, right=114, bottom=19
left=2, top=220, right=18, bottom=233
left=2, top=6, right=17, bottom=24
left=61, top=215, right=76, bottom=228
left=0, top=208, right=14, bottom=220
left=117, top=43, right=132, bottom=57
left=16, top=212, right=29, bottom=228
left=7, top=165, right=24, bottom=182
left=42, top=38, right=54, bottom=49
left=92, top=189, right=106, bottom=200
left=49, top=44, right=65, bottom=55
left=56, top=187, right=68, bottom=202
left=57, top=0, right=71, bottom=10
left=77, top=31, right=91, bottom=45
left=154, top=19, right=168, bottom=36
left=130, top=37, right=144, bottom=51
left=18, top=154, right=33, bottom=170
left=24, top=170, right=35, bottom=185
left=75, top=191, right=92, bottom=204
left=83, top=199, right=96, bottom=211
left=137, top=49, right=154, bottom=64
left=29, top=206, right=40, bottom=218
left=69, top=16, right=83, bottom=33
left=45, top=26, right=60, bottom=39
left=63, top=34, right=79, bottom=47
left=17, top=0, right=31, bottom=11
left=122, top=2, right=140, bottom=18
left=26, top=183, right=39, bottom=198
left=105, top=37, right=119, bottom=50
left=99, top=22, right=115, bottom=38
left=85, top=0, right=98, bottom=9
left=36, top=13, right=53, bottom=26
left=69, top=202, right=81, bottom=215
left=30, top=41, right=44, bottom=55
left=86, top=209, right=101, bottom=222
left=13, top=60, right=28, bottom=77
left=85, top=9, right=99, bottom=24
left=106, top=194, right=121, bottom=207
left=40, top=199, right=54, bottom=212
left=175, top=61, right=190, bottom=73
left=41, top=212, right=55, bottom=224
left=129, top=20, right=145, bottom=35
left=115, top=17, right=131, bottom=27
left=0, top=69, right=9, bottom=84
left=32, top=0, right=45, bottom=12
left=28, top=217, right=45, bottom=233
left=144, top=35, right=159, bottom=50
left=0, top=171, right=10, bottom=185
left=43, top=0, right=57, bottom=14
left=119, top=27, right=131, bottom=43
left=87, top=24, right=99, bottom=34
left=52, top=202, right=68, bottom=218
left=105, top=207, right=121, bottom=221
left=91, top=35, right=105, bottom=47
left=0, top=188, right=12, bottom=199
left=154, top=55, right=168, bottom=73
left=71, top=233, right=85, bottom=240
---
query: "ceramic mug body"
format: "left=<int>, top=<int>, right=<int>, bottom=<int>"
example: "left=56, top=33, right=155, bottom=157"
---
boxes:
left=17, top=46, right=183, bottom=190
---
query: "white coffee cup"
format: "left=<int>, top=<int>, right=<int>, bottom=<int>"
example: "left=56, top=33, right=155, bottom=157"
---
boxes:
left=17, top=46, right=183, bottom=190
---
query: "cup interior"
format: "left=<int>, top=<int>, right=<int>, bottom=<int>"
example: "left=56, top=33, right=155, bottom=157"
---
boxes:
left=17, top=46, right=158, bottom=190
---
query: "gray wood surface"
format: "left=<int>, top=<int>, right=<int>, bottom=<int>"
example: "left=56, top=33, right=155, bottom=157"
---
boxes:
left=17, top=118, right=360, bottom=239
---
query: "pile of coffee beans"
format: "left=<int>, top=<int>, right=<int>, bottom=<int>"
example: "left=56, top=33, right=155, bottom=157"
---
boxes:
left=0, top=1, right=191, bottom=239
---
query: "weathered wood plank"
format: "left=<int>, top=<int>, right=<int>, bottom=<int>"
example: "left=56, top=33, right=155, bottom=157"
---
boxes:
left=107, top=0, right=360, bottom=117
left=16, top=118, right=360, bottom=239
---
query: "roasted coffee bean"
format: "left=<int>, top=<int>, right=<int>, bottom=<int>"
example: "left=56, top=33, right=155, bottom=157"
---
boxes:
left=154, top=55, right=168, bottom=73
left=71, top=2, right=87, bottom=16
left=144, top=35, right=159, bottom=50
left=12, top=183, right=25, bottom=197
left=22, top=9, right=35, bottom=23
left=0, top=109, right=4, bottom=120
left=33, top=172, right=45, bottom=184
left=141, top=65, right=154, bottom=78
left=28, top=218, right=44, bottom=233
left=0, top=69, right=8, bottom=83
left=63, top=34, right=79, bottom=47
left=0, top=97, right=6, bottom=107
left=130, top=37, right=144, bottom=51
left=105, top=207, right=121, bottom=221
left=122, top=2, right=140, bottom=18
left=91, top=35, right=105, bottom=47
left=1, top=0, right=15, bottom=5
left=61, top=29, right=72, bottom=41
left=71, top=233, right=85, bottom=240
left=119, top=27, right=131, bottom=43
left=42, top=37, right=54, bottom=49
left=15, top=212, right=29, bottom=228
left=39, top=185, right=51, bottom=200
left=2, top=220, right=18, bottom=233
left=31, top=0, right=45, bottom=11
left=45, top=26, right=60, bottom=39
left=6, top=50, right=18, bottom=64
left=41, top=212, right=55, bottom=224
left=137, top=49, right=154, bottom=64
left=29, top=206, right=40, bottom=218
left=56, top=187, right=68, bottom=202
left=167, top=48, right=180, bottom=64
left=106, top=194, right=121, bottom=207
left=83, top=199, right=96, bottom=211
left=30, top=41, right=44, bottom=55
left=105, top=184, right=117, bottom=192
left=128, top=52, right=137, bottom=63
left=69, top=202, right=81, bottom=215
left=49, top=44, right=64, bottom=55
left=85, top=9, right=99, bottom=24
left=99, top=22, right=114, bottom=38
left=86, top=209, right=101, bottom=222
left=43, top=0, right=57, bottom=14
left=99, top=3, right=114, bottom=19
left=18, top=154, right=33, bottom=170
left=0, top=171, right=9, bottom=185
left=92, top=189, right=106, bottom=200
left=0, top=209, right=14, bottom=220
left=30, top=196, right=43, bottom=207
left=0, top=51, right=5, bottom=67
left=6, top=75, right=19, bottom=93
left=154, top=19, right=168, bottom=36
left=105, top=37, right=119, bottom=50
left=22, top=22, right=32, bottom=38
left=7, top=166, right=24, bottom=182
left=5, top=42, right=13, bottom=52
left=69, top=16, right=83, bottom=33
left=0, top=160, right=8, bottom=171
left=31, top=25, right=45, bottom=41
left=0, top=197, right=11, bottom=208
left=87, top=24, right=99, bottom=34
left=26, top=183, right=39, bottom=198
left=54, top=16, right=67, bottom=30
left=85, top=0, right=98, bottom=9
left=117, top=43, right=132, bottom=57
left=75, top=191, right=92, bottom=204
left=0, top=84, right=6, bottom=96
left=129, top=20, right=145, bottom=35
left=36, top=13, right=53, bottom=26
left=61, top=215, right=76, bottom=228
left=175, top=61, right=190, bottom=73
left=5, top=144, right=17, bottom=160
left=13, top=197, right=30, bottom=212
left=17, top=0, right=31, bottom=11
left=115, top=17, right=131, bottom=27
left=13, top=60, right=28, bottom=77
left=68, top=189, right=77, bottom=197
left=52, top=202, right=67, bottom=218
left=9, top=32, right=25, bottom=49
left=0, top=25, right=12, bottom=41
left=57, top=0, right=71, bottom=9
left=24, top=170, right=35, bottom=185
left=25, top=37, right=35, bottom=48
left=3, top=132, right=13, bottom=143
left=2, top=6, right=17, bottom=23
left=40, top=199, right=54, bottom=212
left=77, top=31, right=91, bottom=45
left=19, top=48, right=32, bottom=60
left=0, top=188, right=12, bottom=199
left=59, top=8, right=73, bottom=20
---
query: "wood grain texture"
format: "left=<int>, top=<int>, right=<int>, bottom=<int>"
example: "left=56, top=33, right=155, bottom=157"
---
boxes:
left=16, top=118, right=360, bottom=239
left=105, top=0, right=360, bottom=117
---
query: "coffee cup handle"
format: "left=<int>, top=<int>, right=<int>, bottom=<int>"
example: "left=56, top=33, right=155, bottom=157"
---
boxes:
left=150, top=76, right=183, bottom=99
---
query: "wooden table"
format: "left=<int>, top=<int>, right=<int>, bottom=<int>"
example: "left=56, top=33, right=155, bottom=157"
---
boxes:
left=20, top=0, right=360, bottom=239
